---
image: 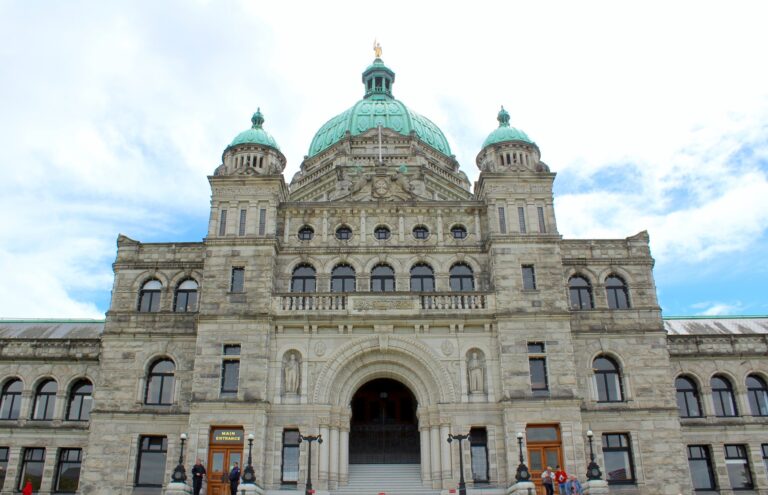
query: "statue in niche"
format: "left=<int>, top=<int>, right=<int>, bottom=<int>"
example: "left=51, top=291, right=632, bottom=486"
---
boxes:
left=284, top=353, right=300, bottom=395
left=467, top=351, right=485, bottom=393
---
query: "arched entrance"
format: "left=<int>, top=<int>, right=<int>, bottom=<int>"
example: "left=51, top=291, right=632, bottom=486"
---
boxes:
left=349, top=378, right=419, bottom=464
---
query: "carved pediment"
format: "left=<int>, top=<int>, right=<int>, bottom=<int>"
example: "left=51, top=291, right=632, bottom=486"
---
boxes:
left=330, top=169, right=430, bottom=202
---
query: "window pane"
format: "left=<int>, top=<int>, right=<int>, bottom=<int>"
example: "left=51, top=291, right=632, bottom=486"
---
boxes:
left=522, top=265, right=536, bottom=290
left=517, top=207, right=526, bottom=233
left=498, top=207, right=506, bottom=233
left=527, top=342, right=545, bottom=353
left=221, top=361, right=240, bottom=393
left=55, top=448, right=82, bottom=492
left=605, top=450, right=633, bottom=482
left=526, top=427, right=558, bottom=442
left=136, top=437, right=167, bottom=486
left=258, top=208, right=266, bottom=236
left=0, top=447, right=8, bottom=490
left=529, top=358, right=548, bottom=392
left=282, top=430, right=300, bottom=483
left=725, top=444, right=753, bottom=489
left=238, top=209, right=246, bottom=236
left=19, top=448, right=45, bottom=491
left=231, top=268, right=245, bottom=292
left=223, top=345, right=241, bottom=356
left=687, top=446, right=716, bottom=490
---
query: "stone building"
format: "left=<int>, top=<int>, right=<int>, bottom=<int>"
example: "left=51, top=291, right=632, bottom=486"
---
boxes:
left=1, top=53, right=767, bottom=495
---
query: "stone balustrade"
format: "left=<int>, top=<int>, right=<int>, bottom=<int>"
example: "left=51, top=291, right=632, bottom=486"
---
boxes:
left=276, top=292, right=492, bottom=313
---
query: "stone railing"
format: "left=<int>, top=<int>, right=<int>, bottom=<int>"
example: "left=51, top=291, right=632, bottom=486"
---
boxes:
left=275, top=292, right=493, bottom=313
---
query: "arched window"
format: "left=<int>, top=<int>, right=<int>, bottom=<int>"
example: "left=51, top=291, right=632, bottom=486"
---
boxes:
left=675, top=376, right=702, bottom=418
left=605, top=275, right=630, bottom=309
left=331, top=264, right=356, bottom=293
left=449, top=263, right=474, bottom=292
left=335, top=225, right=352, bottom=240
left=371, top=264, right=395, bottom=292
left=32, top=379, right=57, bottom=420
left=66, top=380, right=93, bottom=421
left=711, top=375, right=738, bottom=417
left=145, top=359, right=175, bottom=406
left=747, top=375, right=768, bottom=416
left=298, top=225, right=314, bottom=241
left=374, top=225, right=391, bottom=240
left=0, top=379, right=23, bottom=419
left=174, top=279, right=198, bottom=312
left=410, top=264, right=435, bottom=292
left=412, top=225, right=430, bottom=240
left=569, top=276, right=593, bottom=310
left=138, top=279, right=162, bottom=312
left=594, top=356, right=623, bottom=402
left=450, top=225, right=468, bottom=240
left=291, top=265, right=316, bottom=293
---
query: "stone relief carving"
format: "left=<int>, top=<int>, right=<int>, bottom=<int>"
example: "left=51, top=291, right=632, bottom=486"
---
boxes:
left=467, top=350, right=485, bottom=394
left=283, top=352, right=301, bottom=395
left=441, top=340, right=454, bottom=357
left=314, top=341, right=327, bottom=357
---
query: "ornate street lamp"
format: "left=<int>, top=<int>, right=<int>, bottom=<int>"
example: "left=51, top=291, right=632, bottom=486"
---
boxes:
left=514, top=432, right=530, bottom=483
left=171, top=433, right=188, bottom=483
left=585, top=430, right=603, bottom=480
left=298, top=433, right=322, bottom=495
left=242, top=433, right=256, bottom=484
left=447, top=433, right=470, bottom=495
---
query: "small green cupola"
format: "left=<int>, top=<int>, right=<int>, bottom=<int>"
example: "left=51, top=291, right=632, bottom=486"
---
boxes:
left=362, top=58, right=396, bottom=100
left=481, top=106, right=535, bottom=148
left=228, top=108, right=281, bottom=150
left=218, top=109, right=286, bottom=176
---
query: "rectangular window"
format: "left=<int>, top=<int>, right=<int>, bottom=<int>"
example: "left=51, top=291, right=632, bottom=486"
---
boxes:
left=18, top=448, right=45, bottom=491
left=518, top=207, right=527, bottom=233
left=497, top=207, right=507, bottom=234
left=54, top=448, right=82, bottom=493
left=602, top=433, right=635, bottom=484
left=231, top=267, right=244, bottom=293
left=470, top=427, right=489, bottom=483
left=221, top=360, right=240, bottom=394
left=687, top=445, right=716, bottom=491
left=762, top=444, right=768, bottom=479
left=724, top=444, right=753, bottom=490
left=521, top=265, right=536, bottom=290
left=527, top=342, right=545, bottom=353
left=218, top=209, right=228, bottom=236
left=281, top=429, right=301, bottom=483
left=529, top=358, right=549, bottom=395
left=135, top=436, right=167, bottom=487
left=537, top=206, right=546, bottom=233
left=0, top=447, right=8, bottom=490
left=223, top=344, right=241, bottom=356
left=258, top=208, right=267, bottom=236
left=238, top=209, right=247, bottom=236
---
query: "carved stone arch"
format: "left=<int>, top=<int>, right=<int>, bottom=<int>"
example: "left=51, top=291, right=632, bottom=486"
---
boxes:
left=363, top=255, right=403, bottom=274
left=312, top=335, right=456, bottom=406
left=674, top=371, right=705, bottom=391
left=323, top=255, right=364, bottom=275
left=565, top=267, right=599, bottom=286
left=443, top=254, right=482, bottom=275
left=29, top=374, right=58, bottom=391
left=283, top=256, right=323, bottom=278
left=131, top=271, right=170, bottom=292
left=745, top=369, right=768, bottom=385
left=590, top=350, right=627, bottom=373
left=168, top=270, right=202, bottom=289
left=63, top=375, right=95, bottom=395
left=597, top=267, right=634, bottom=286
left=142, top=353, right=177, bottom=374
left=0, top=375, right=23, bottom=390
left=403, top=254, right=439, bottom=272
left=708, top=370, right=740, bottom=389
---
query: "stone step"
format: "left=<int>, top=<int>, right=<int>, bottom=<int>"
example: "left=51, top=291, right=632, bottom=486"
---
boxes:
left=332, top=464, right=439, bottom=495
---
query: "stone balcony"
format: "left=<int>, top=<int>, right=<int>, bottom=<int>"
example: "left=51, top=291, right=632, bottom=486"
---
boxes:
left=275, top=291, right=494, bottom=314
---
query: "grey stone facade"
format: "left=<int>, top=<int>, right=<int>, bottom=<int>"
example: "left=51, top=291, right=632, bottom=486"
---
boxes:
left=1, top=57, right=767, bottom=495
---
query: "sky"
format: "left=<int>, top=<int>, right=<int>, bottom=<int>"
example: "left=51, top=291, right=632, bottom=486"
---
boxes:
left=0, top=1, right=767, bottom=319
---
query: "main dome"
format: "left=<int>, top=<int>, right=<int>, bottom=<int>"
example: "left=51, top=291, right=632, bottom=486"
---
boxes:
left=307, top=58, right=452, bottom=158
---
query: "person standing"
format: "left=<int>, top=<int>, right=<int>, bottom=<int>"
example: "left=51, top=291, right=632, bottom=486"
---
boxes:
left=565, top=474, right=584, bottom=495
left=228, top=462, right=240, bottom=495
left=554, top=465, right=568, bottom=494
left=541, top=466, right=555, bottom=495
left=22, top=479, right=33, bottom=495
left=191, top=458, right=206, bottom=495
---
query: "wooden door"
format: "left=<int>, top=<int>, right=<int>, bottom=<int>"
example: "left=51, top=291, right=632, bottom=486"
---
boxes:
left=207, top=447, right=242, bottom=495
left=525, top=425, right=563, bottom=495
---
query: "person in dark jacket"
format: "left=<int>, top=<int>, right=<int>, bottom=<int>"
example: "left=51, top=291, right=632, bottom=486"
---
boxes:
left=228, top=462, right=240, bottom=495
left=191, top=458, right=206, bottom=495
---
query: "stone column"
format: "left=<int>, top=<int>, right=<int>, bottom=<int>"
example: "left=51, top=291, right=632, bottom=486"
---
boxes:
left=430, top=426, right=441, bottom=488
left=319, top=426, right=330, bottom=483
left=329, top=427, right=339, bottom=487
left=420, top=427, right=432, bottom=483
left=339, top=428, right=349, bottom=485
left=439, top=423, right=451, bottom=483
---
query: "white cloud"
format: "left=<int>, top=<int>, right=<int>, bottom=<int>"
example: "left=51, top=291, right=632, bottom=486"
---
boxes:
left=691, top=302, right=745, bottom=317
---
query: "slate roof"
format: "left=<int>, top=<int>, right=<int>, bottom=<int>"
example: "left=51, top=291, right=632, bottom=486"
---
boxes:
left=0, top=319, right=104, bottom=339
left=663, top=316, right=768, bottom=335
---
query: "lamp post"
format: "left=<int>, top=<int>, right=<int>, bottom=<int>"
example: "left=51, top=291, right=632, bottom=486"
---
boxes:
left=447, top=433, right=470, bottom=495
left=514, top=432, right=530, bottom=483
left=298, top=433, right=322, bottom=495
left=171, top=433, right=187, bottom=483
left=585, top=430, right=603, bottom=480
left=242, top=433, right=256, bottom=484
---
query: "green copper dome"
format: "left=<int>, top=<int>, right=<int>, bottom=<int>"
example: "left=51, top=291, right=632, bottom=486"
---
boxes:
left=229, top=109, right=280, bottom=150
left=481, top=106, right=534, bottom=148
left=308, top=58, right=451, bottom=158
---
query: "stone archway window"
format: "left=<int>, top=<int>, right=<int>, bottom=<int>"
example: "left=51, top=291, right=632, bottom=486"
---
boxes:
left=371, top=264, right=395, bottom=292
left=336, top=225, right=353, bottom=240
left=449, top=263, right=474, bottom=292
left=138, top=279, right=162, bottom=312
left=291, top=264, right=316, bottom=293
left=606, top=275, right=630, bottom=309
left=31, top=379, right=57, bottom=420
left=711, top=375, right=738, bottom=417
left=298, top=225, right=314, bottom=241
left=66, top=380, right=93, bottom=421
left=0, top=379, right=23, bottom=419
left=747, top=375, right=768, bottom=416
left=145, top=359, right=175, bottom=406
left=450, top=225, right=468, bottom=240
left=675, top=376, right=702, bottom=418
left=410, top=264, right=434, bottom=292
left=374, top=225, right=391, bottom=241
left=174, top=279, right=198, bottom=312
left=594, top=356, right=624, bottom=402
left=412, top=225, right=430, bottom=240
left=331, top=264, right=356, bottom=293
left=569, top=276, right=593, bottom=310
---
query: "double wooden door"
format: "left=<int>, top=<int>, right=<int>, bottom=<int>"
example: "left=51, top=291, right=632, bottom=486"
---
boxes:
left=525, top=425, right=563, bottom=495
left=207, top=447, right=242, bottom=495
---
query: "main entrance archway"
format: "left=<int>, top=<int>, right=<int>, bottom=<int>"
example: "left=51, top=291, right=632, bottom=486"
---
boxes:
left=349, top=378, right=420, bottom=464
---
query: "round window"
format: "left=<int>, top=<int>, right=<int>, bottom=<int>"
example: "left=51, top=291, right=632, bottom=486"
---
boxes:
left=412, top=225, right=429, bottom=240
left=451, top=225, right=468, bottom=239
left=336, top=225, right=352, bottom=240
left=374, top=225, right=391, bottom=240
left=298, top=226, right=314, bottom=241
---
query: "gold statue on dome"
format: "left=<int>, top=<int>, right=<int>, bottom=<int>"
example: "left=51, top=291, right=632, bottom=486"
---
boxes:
left=373, top=39, right=382, bottom=58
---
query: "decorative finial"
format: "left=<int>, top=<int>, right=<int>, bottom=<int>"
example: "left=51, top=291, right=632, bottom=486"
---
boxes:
left=373, top=39, right=382, bottom=59
left=497, top=106, right=510, bottom=127
left=251, top=108, right=264, bottom=129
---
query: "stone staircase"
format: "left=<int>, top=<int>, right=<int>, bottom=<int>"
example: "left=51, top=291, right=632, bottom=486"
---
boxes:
left=332, top=464, right=439, bottom=495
